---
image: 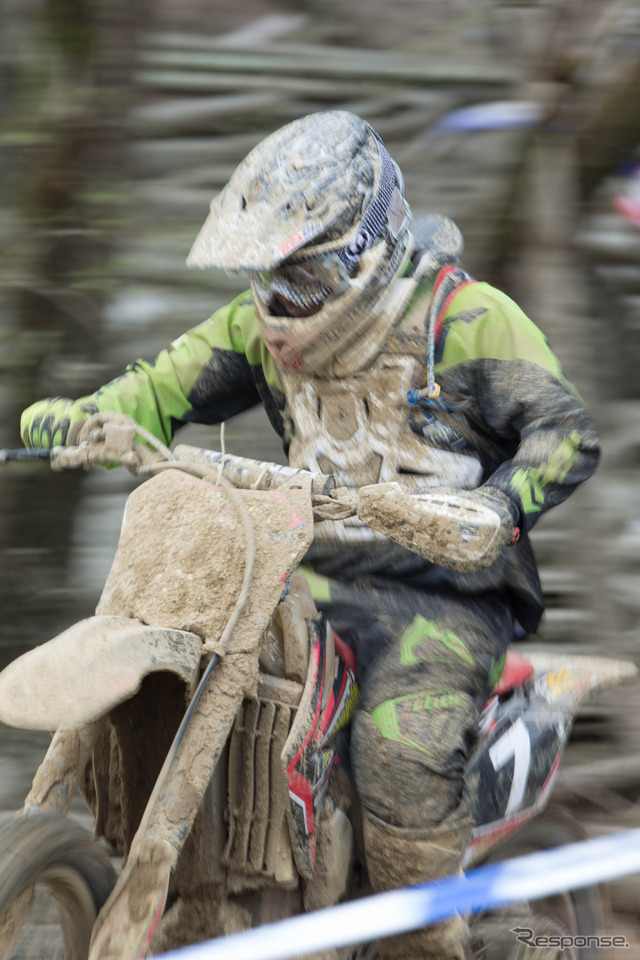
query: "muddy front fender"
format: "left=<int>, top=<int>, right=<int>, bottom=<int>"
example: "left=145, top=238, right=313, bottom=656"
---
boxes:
left=0, top=615, right=202, bottom=731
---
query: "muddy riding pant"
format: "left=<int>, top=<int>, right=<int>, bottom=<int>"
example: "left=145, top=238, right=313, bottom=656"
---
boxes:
left=315, top=583, right=514, bottom=959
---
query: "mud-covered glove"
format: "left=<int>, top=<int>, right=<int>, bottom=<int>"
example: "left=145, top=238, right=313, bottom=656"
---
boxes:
left=20, top=397, right=99, bottom=449
left=476, top=485, right=521, bottom=542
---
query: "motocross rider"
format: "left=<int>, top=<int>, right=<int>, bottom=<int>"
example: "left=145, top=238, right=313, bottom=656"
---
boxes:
left=21, top=111, right=600, bottom=960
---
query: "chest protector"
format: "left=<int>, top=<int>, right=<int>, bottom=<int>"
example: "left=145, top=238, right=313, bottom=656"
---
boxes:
left=280, top=280, right=483, bottom=545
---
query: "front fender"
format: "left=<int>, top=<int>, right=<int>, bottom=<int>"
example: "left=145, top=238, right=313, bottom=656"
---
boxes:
left=0, top=615, right=202, bottom=731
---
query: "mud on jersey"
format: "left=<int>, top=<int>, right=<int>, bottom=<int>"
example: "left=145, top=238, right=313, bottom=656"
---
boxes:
left=81, top=280, right=599, bottom=632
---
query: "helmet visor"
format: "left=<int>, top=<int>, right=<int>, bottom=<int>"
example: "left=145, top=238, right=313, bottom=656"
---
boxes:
left=252, top=252, right=351, bottom=313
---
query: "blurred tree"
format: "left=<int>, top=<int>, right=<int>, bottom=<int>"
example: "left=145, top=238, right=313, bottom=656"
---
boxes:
left=0, top=0, right=146, bottom=652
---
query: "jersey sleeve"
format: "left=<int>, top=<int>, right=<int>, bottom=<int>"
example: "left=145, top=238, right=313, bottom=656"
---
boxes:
left=436, top=282, right=600, bottom=532
left=85, top=291, right=273, bottom=445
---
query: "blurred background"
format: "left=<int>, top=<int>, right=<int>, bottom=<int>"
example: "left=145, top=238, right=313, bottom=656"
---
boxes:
left=1, top=0, right=640, bottom=941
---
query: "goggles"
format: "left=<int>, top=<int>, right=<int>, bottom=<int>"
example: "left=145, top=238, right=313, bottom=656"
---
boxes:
left=252, top=252, right=352, bottom=313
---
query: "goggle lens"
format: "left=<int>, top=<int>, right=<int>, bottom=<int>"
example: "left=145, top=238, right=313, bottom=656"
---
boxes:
left=253, top=253, right=350, bottom=311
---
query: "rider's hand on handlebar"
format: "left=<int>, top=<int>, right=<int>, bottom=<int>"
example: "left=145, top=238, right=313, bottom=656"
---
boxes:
left=476, top=486, right=521, bottom=543
left=20, top=397, right=98, bottom=450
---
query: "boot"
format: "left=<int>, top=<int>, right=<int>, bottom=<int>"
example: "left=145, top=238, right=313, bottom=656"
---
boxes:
left=362, top=807, right=472, bottom=960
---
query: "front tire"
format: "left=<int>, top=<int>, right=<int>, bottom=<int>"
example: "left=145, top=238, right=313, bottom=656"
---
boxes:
left=0, top=814, right=117, bottom=960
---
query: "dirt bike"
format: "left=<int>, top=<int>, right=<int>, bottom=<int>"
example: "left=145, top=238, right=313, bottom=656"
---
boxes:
left=0, top=413, right=635, bottom=960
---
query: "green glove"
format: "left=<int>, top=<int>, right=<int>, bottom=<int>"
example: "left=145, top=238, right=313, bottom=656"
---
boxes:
left=20, top=397, right=99, bottom=449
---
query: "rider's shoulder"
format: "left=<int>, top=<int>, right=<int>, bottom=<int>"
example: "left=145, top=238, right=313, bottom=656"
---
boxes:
left=208, top=288, right=259, bottom=335
left=443, top=281, right=538, bottom=346
left=221, top=288, right=257, bottom=321
left=449, top=280, right=525, bottom=321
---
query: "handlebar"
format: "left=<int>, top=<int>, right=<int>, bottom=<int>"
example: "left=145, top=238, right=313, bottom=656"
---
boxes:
left=3, top=413, right=516, bottom=570
left=1, top=415, right=336, bottom=497
left=0, top=448, right=52, bottom=463
left=172, top=444, right=335, bottom=498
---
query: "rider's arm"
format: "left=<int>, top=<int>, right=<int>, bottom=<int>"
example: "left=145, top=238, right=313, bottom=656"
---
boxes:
left=434, top=283, right=600, bottom=533
left=22, top=292, right=282, bottom=448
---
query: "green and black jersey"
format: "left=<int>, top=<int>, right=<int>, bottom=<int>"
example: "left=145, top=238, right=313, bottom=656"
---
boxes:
left=83, top=283, right=599, bottom=632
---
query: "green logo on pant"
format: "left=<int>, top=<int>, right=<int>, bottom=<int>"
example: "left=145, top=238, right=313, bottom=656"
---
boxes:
left=400, top=615, right=474, bottom=667
left=371, top=688, right=466, bottom=755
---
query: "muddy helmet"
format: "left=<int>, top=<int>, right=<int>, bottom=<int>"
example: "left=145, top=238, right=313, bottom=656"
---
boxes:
left=187, top=111, right=413, bottom=375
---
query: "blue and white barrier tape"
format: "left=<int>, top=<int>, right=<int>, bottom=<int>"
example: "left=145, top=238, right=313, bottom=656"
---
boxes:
left=158, top=828, right=640, bottom=960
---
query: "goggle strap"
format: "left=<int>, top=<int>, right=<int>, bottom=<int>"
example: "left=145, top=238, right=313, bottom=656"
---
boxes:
left=337, top=124, right=398, bottom=273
